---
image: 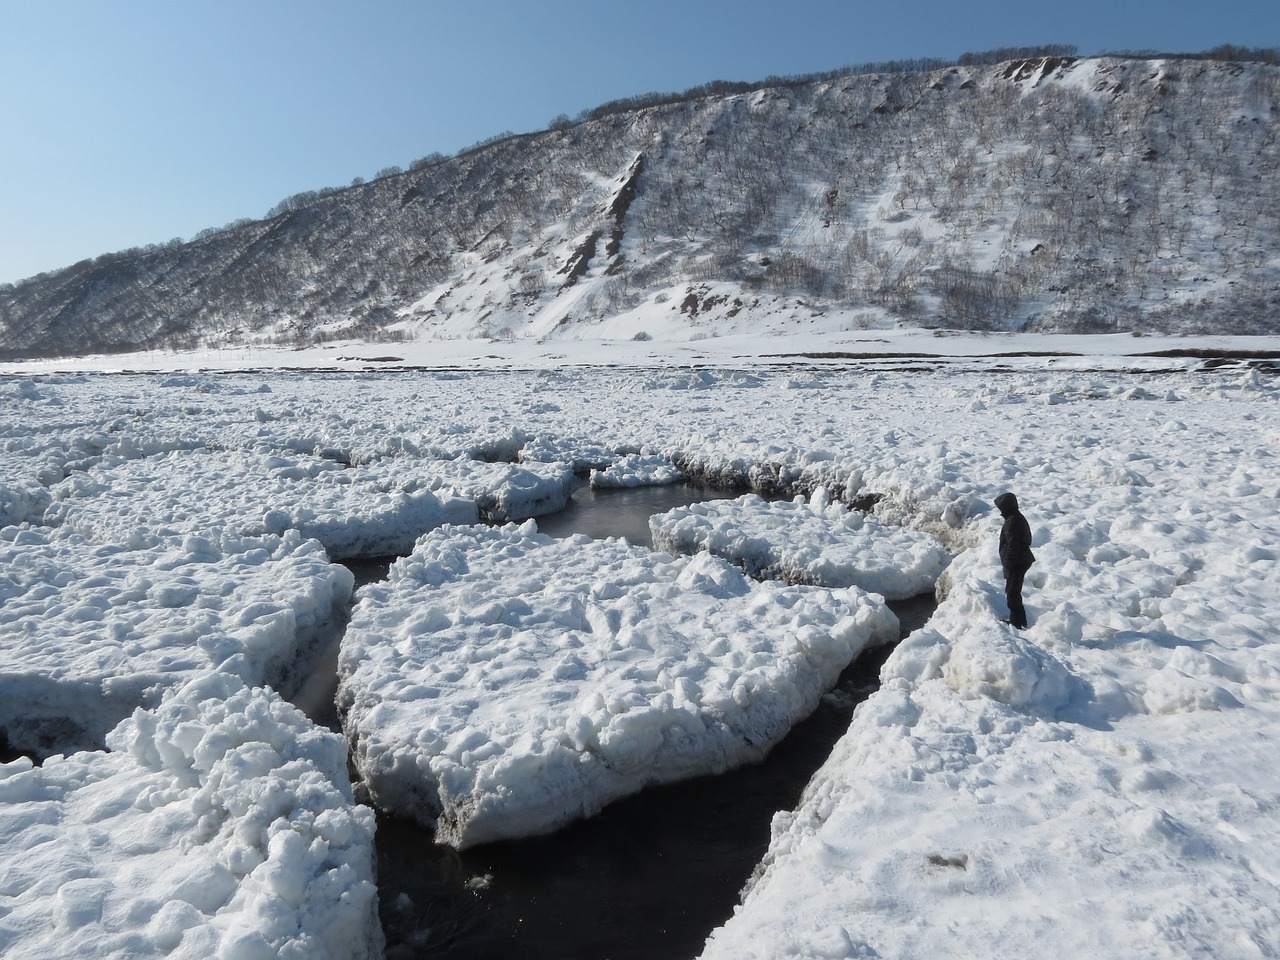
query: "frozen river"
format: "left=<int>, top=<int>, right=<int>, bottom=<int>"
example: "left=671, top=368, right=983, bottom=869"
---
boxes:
left=2, top=352, right=1278, bottom=960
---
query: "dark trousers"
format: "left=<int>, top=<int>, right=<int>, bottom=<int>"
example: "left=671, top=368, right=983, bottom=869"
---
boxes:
left=1004, top=564, right=1029, bottom=628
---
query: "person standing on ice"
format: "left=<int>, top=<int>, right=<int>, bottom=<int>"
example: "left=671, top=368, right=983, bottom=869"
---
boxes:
left=994, top=492, right=1035, bottom=629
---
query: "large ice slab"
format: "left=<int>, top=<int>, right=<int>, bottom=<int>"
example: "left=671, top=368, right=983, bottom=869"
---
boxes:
left=338, top=522, right=898, bottom=848
left=46, top=448, right=478, bottom=559
left=0, top=674, right=381, bottom=960
left=0, top=526, right=352, bottom=756
left=650, top=490, right=949, bottom=599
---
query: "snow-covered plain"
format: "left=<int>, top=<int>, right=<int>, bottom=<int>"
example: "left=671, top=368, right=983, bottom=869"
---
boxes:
left=2, top=331, right=1279, bottom=958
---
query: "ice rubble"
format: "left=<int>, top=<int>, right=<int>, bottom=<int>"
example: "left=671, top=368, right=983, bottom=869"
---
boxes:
left=650, top=489, right=949, bottom=599
left=0, top=674, right=380, bottom=960
left=0, top=469, right=51, bottom=528
left=589, top=452, right=686, bottom=488
left=0, top=526, right=352, bottom=755
left=337, top=521, right=899, bottom=848
left=372, top=456, right=575, bottom=522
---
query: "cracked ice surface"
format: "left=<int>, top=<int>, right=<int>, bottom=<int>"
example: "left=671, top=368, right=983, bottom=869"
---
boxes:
left=337, top=521, right=899, bottom=848
left=2, top=352, right=1279, bottom=959
left=697, top=381, right=1280, bottom=959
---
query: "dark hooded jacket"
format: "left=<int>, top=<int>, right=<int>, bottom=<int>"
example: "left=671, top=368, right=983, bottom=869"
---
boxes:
left=995, top=492, right=1035, bottom=573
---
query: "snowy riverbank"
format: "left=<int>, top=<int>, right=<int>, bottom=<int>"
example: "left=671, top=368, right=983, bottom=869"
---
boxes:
left=2, top=335, right=1278, bottom=957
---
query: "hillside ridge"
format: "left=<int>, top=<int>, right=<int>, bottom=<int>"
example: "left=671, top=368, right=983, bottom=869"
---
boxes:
left=2, top=54, right=1278, bottom=357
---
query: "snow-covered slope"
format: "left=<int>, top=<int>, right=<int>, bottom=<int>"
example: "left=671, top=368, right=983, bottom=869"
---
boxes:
left=2, top=55, right=1278, bottom=358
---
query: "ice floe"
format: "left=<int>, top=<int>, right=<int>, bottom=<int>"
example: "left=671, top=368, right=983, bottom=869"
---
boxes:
left=650, top=489, right=950, bottom=599
left=0, top=526, right=351, bottom=755
left=337, top=521, right=899, bottom=848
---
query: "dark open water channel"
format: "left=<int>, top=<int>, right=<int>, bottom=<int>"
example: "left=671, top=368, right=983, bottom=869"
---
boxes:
left=338, top=482, right=937, bottom=960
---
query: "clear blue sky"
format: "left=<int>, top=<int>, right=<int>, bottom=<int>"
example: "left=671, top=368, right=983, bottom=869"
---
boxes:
left=1, top=0, right=1276, bottom=285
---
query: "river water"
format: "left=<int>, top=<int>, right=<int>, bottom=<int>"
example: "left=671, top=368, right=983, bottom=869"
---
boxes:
left=530, top=478, right=752, bottom=546
left=332, top=482, right=938, bottom=960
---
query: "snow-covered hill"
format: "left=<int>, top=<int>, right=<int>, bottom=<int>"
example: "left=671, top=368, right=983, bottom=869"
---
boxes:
left=2, top=55, right=1278, bottom=357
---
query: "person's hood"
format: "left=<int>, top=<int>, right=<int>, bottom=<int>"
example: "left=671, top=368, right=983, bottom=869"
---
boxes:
left=994, top=492, right=1019, bottom=517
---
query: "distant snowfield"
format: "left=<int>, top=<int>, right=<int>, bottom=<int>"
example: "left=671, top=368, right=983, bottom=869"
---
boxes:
left=2, top=332, right=1279, bottom=958
left=4, top=327, right=1280, bottom=376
